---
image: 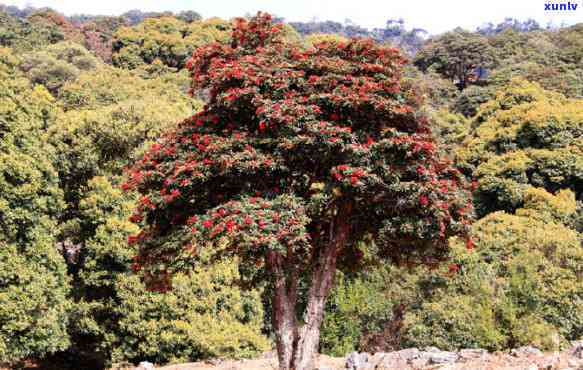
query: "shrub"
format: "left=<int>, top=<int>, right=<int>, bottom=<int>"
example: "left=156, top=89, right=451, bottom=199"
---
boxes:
left=456, top=78, right=583, bottom=216
left=67, top=177, right=269, bottom=367
left=402, top=189, right=582, bottom=351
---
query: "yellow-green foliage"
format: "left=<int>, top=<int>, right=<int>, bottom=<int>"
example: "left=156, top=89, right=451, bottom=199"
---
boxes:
left=0, top=10, right=65, bottom=52
left=457, top=78, right=582, bottom=215
left=112, top=17, right=230, bottom=69
left=19, top=41, right=101, bottom=94
left=49, top=65, right=197, bottom=214
left=71, top=177, right=269, bottom=366
left=112, top=265, right=270, bottom=364
left=430, top=109, right=470, bottom=149
left=304, top=33, right=349, bottom=47
left=0, top=47, right=71, bottom=364
left=320, top=267, right=420, bottom=356
left=402, top=189, right=582, bottom=351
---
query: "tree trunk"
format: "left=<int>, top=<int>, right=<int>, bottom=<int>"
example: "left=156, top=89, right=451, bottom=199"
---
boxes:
left=269, top=202, right=352, bottom=370
left=267, top=251, right=298, bottom=370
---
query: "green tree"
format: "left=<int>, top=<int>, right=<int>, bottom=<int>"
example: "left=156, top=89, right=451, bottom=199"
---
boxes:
left=402, top=188, right=582, bottom=351
left=125, top=14, right=473, bottom=370
left=0, top=47, right=71, bottom=364
left=112, top=17, right=230, bottom=70
left=456, top=78, right=582, bottom=216
left=65, top=177, right=269, bottom=367
left=414, top=30, right=496, bottom=90
left=19, top=41, right=100, bottom=94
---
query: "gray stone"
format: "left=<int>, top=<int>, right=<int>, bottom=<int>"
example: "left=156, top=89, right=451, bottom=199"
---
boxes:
left=423, top=346, right=441, bottom=353
left=510, top=346, right=543, bottom=357
left=458, top=348, right=488, bottom=360
left=421, top=350, right=459, bottom=364
left=570, top=340, right=583, bottom=359
left=372, top=349, right=421, bottom=369
left=394, top=348, right=420, bottom=361
left=374, top=355, right=408, bottom=370
left=346, top=351, right=370, bottom=370
left=136, top=362, right=155, bottom=370
left=568, top=358, right=581, bottom=367
left=409, top=357, right=429, bottom=369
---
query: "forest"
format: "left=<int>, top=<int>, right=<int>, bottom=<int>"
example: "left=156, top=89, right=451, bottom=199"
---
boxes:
left=0, top=4, right=581, bottom=370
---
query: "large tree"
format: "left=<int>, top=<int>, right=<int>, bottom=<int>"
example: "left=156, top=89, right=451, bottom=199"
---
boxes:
left=125, top=13, right=473, bottom=370
left=414, top=30, right=495, bottom=90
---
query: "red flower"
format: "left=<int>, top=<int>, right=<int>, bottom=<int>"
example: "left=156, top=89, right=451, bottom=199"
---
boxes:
left=129, top=214, right=143, bottom=223
left=466, top=238, right=474, bottom=251
left=226, top=220, right=237, bottom=232
left=187, top=216, right=198, bottom=225
left=416, top=166, right=426, bottom=176
left=338, top=165, right=349, bottom=172
left=259, top=121, right=267, bottom=130
left=127, top=235, right=139, bottom=245
left=351, top=176, right=359, bottom=185
left=244, top=216, right=253, bottom=225
left=419, top=195, right=429, bottom=206
left=203, top=219, right=213, bottom=228
left=330, top=113, right=340, bottom=121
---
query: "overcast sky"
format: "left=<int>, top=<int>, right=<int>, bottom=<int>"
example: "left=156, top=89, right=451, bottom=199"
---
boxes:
left=2, top=0, right=582, bottom=34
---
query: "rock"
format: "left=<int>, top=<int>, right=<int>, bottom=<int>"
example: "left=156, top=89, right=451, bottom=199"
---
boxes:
left=570, top=340, right=583, bottom=359
left=372, top=348, right=421, bottom=369
left=374, top=355, right=408, bottom=370
left=510, top=346, right=543, bottom=357
left=423, top=346, right=441, bottom=353
left=136, top=362, right=155, bottom=370
left=458, top=348, right=488, bottom=360
left=539, top=353, right=560, bottom=369
left=568, top=358, right=581, bottom=367
left=422, top=350, right=458, bottom=364
left=394, top=348, right=420, bottom=361
left=409, top=357, right=429, bottom=369
left=346, top=351, right=371, bottom=370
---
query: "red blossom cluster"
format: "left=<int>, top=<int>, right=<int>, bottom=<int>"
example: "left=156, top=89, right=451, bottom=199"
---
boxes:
left=124, top=12, right=474, bottom=287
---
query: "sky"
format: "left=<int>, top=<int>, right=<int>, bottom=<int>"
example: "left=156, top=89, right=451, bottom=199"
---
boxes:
left=2, top=0, right=583, bottom=34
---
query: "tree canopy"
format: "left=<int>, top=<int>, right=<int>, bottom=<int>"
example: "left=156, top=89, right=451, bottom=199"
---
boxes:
left=125, top=13, right=473, bottom=370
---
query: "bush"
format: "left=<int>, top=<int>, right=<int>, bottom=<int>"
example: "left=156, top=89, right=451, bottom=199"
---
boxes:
left=456, top=79, right=583, bottom=216
left=320, top=263, right=426, bottom=355
left=452, top=85, right=495, bottom=117
left=402, top=189, right=582, bottom=351
left=67, top=177, right=269, bottom=367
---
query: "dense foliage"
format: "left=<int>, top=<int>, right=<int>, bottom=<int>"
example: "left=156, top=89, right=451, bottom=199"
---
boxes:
left=124, top=12, right=472, bottom=370
left=0, top=4, right=581, bottom=369
left=0, top=48, right=71, bottom=364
